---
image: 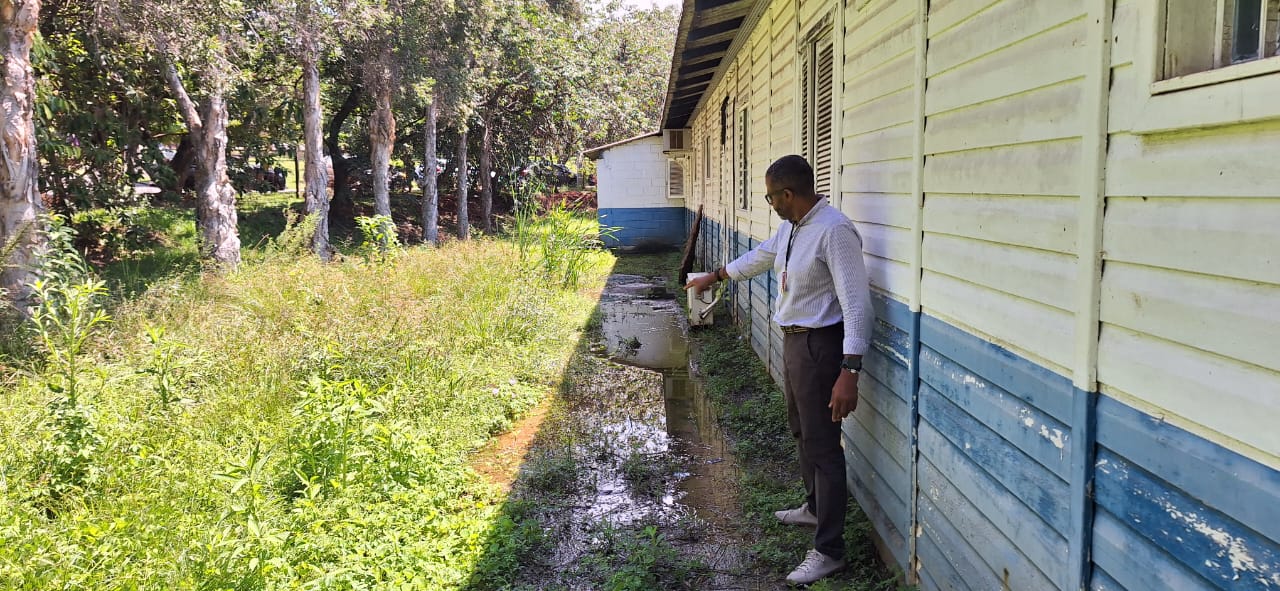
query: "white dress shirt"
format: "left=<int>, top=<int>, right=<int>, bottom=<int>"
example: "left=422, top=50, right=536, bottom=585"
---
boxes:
left=724, top=198, right=873, bottom=356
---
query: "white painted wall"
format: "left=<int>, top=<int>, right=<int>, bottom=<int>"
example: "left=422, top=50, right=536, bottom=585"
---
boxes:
left=596, top=136, right=670, bottom=209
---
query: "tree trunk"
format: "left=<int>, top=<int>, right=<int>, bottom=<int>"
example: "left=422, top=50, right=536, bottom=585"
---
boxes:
left=169, top=134, right=195, bottom=195
left=159, top=51, right=239, bottom=268
left=301, top=45, right=331, bottom=260
left=326, top=83, right=360, bottom=222
left=369, top=99, right=393, bottom=218
left=0, top=0, right=43, bottom=310
left=456, top=126, right=469, bottom=241
left=193, top=93, right=240, bottom=267
left=479, top=117, right=493, bottom=233
left=421, top=100, right=439, bottom=246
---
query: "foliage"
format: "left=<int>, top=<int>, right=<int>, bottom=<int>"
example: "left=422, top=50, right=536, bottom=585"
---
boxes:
left=513, top=200, right=609, bottom=289
left=26, top=216, right=112, bottom=503
left=0, top=214, right=611, bottom=589
left=354, top=214, right=399, bottom=263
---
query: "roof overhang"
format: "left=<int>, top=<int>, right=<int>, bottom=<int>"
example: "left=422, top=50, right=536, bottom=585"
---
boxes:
left=582, top=131, right=663, bottom=160
left=660, top=0, right=764, bottom=130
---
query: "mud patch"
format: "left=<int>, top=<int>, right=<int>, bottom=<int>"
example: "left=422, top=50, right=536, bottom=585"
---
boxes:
left=487, top=274, right=785, bottom=590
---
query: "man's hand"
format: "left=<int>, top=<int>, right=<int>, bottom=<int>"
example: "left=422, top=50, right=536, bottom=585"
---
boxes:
left=684, top=270, right=720, bottom=295
left=829, top=369, right=859, bottom=422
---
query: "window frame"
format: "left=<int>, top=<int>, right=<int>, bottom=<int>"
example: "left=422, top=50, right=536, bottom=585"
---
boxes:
left=1156, top=0, right=1280, bottom=92
left=1131, top=0, right=1280, bottom=134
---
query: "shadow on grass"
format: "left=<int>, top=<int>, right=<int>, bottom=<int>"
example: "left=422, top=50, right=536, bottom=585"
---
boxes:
left=462, top=250, right=908, bottom=591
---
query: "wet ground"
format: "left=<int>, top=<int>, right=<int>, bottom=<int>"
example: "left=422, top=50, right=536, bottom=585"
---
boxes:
left=499, top=274, right=787, bottom=590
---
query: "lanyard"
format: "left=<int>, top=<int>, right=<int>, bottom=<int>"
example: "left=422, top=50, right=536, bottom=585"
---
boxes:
left=782, top=222, right=800, bottom=292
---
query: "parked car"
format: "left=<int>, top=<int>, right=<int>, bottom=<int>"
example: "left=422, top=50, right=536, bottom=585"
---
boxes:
left=515, top=161, right=575, bottom=188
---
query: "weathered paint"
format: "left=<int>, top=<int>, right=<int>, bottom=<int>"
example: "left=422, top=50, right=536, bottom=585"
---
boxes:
left=669, top=0, right=1280, bottom=589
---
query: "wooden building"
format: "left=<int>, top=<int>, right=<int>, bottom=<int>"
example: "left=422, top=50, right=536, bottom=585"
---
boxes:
left=661, top=0, right=1280, bottom=589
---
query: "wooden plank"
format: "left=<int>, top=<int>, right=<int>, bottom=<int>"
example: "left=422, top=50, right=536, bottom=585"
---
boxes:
left=925, top=19, right=1087, bottom=117
left=919, top=347, right=1072, bottom=479
left=918, top=451, right=1065, bottom=590
left=1106, top=123, right=1280, bottom=197
left=922, top=233, right=1076, bottom=312
left=918, top=495, right=1000, bottom=591
left=866, top=346, right=913, bottom=403
left=859, top=370, right=913, bottom=441
left=917, top=532, right=972, bottom=591
left=844, top=408, right=911, bottom=507
left=846, top=0, right=916, bottom=51
left=928, top=0, right=1084, bottom=77
left=872, top=288, right=915, bottom=334
left=923, top=138, right=1082, bottom=197
left=1090, top=566, right=1124, bottom=591
left=1102, top=196, right=1280, bottom=285
left=841, top=157, right=914, bottom=194
left=1096, top=324, right=1280, bottom=459
left=917, top=564, right=944, bottom=591
left=865, top=253, right=914, bottom=298
left=849, top=375, right=912, bottom=473
left=923, top=193, right=1077, bottom=255
left=924, top=80, right=1083, bottom=155
left=843, top=122, right=915, bottom=165
left=927, top=0, right=1002, bottom=38
left=1100, top=262, right=1280, bottom=372
left=846, top=452, right=911, bottom=569
left=840, top=192, right=914, bottom=229
left=844, top=52, right=916, bottom=110
left=1095, top=396, right=1280, bottom=543
left=843, top=87, right=917, bottom=136
left=858, top=222, right=912, bottom=264
left=918, top=312, right=1075, bottom=423
left=1091, top=509, right=1219, bottom=591
left=921, top=383, right=1071, bottom=535
left=845, top=431, right=912, bottom=532
left=1106, top=64, right=1140, bottom=133
left=1109, top=0, right=1139, bottom=68
left=920, top=271, right=1075, bottom=375
left=1095, top=448, right=1280, bottom=590
left=845, top=19, right=916, bottom=83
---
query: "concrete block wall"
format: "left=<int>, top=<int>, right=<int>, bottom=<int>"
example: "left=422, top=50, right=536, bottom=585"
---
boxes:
left=596, top=137, right=671, bottom=209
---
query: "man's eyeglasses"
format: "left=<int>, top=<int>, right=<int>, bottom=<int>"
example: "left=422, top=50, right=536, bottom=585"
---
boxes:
left=765, top=187, right=790, bottom=205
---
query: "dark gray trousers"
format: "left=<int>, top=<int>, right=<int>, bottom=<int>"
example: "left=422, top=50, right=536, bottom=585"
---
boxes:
left=782, top=322, right=847, bottom=560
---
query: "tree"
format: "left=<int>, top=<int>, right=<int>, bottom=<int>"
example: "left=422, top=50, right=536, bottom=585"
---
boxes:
left=106, top=0, right=250, bottom=267
left=0, top=0, right=44, bottom=311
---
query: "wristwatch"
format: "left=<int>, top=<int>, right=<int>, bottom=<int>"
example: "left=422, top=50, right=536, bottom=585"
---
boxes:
left=840, top=357, right=862, bottom=374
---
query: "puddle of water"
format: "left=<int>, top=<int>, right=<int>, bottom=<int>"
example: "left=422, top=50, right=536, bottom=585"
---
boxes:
left=509, top=274, right=781, bottom=589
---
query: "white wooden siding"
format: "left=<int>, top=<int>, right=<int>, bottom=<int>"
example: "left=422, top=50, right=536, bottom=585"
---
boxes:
left=918, top=0, right=1089, bottom=374
left=1099, top=0, right=1280, bottom=461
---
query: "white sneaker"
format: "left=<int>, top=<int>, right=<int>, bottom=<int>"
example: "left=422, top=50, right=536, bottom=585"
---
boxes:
left=774, top=502, right=819, bottom=527
left=785, top=549, right=846, bottom=585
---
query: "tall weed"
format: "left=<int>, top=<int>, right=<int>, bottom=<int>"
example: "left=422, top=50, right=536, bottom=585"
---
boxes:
left=28, top=215, right=111, bottom=502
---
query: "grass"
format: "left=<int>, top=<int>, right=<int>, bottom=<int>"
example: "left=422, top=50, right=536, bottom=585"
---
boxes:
left=0, top=206, right=616, bottom=589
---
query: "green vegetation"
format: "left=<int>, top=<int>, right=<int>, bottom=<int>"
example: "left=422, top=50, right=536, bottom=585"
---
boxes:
left=0, top=206, right=614, bottom=589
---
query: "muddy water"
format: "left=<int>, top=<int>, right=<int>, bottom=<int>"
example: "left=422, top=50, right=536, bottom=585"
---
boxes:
left=596, top=275, right=740, bottom=529
left=505, top=274, right=785, bottom=590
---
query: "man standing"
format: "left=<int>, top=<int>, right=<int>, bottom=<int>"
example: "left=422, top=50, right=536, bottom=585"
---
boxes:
left=685, top=155, right=872, bottom=585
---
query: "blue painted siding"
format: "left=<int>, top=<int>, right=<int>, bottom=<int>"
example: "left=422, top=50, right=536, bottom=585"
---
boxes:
left=684, top=207, right=1280, bottom=591
left=1093, top=397, right=1280, bottom=590
left=599, top=207, right=686, bottom=248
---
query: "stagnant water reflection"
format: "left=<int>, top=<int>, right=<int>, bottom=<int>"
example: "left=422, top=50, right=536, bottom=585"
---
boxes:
left=514, top=274, right=784, bottom=589
left=596, top=275, right=739, bottom=527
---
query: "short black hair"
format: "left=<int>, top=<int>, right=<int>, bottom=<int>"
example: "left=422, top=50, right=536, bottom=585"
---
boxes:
left=765, top=155, right=815, bottom=198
